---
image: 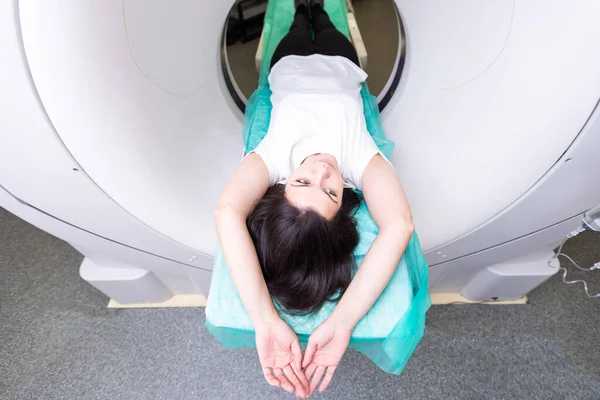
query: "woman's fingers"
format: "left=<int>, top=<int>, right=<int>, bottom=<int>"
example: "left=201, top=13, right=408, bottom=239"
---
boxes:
left=290, top=357, right=310, bottom=395
left=283, top=365, right=307, bottom=398
left=309, top=366, right=326, bottom=396
left=304, top=362, right=318, bottom=383
left=291, top=339, right=305, bottom=372
left=318, top=365, right=337, bottom=393
left=273, top=368, right=295, bottom=393
left=302, top=341, right=317, bottom=369
left=262, top=367, right=280, bottom=387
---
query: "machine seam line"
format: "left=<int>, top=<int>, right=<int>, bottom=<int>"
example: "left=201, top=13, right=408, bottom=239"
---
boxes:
left=429, top=211, right=585, bottom=268
left=440, top=0, right=517, bottom=90
left=120, top=0, right=205, bottom=97
left=0, top=184, right=213, bottom=272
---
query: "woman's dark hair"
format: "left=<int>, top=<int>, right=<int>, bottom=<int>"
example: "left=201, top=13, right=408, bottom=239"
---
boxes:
left=247, top=184, right=362, bottom=315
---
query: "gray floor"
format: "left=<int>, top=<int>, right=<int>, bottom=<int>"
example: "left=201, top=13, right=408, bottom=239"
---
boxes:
left=1, top=207, right=600, bottom=400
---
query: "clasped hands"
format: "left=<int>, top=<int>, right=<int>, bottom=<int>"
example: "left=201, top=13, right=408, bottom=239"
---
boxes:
left=255, top=315, right=352, bottom=398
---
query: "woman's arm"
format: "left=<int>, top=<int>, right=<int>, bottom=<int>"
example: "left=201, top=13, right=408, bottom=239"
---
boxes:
left=329, top=154, right=414, bottom=330
left=214, top=153, right=278, bottom=326
left=215, top=154, right=309, bottom=397
left=302, top=155, right=414, bottom=395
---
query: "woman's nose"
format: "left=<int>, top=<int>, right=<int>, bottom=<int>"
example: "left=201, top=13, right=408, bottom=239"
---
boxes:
left=315, top=163, right=331, bottom=182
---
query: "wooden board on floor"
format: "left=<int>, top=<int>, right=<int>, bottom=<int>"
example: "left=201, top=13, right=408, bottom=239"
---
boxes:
left=107, top=293, right=527, bottom=309
left=431, top=293, right=528, bottom=305
left=107, top=294, right=207, bottom=309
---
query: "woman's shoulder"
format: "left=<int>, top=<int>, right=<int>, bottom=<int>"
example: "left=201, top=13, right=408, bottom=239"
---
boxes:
left=343, top=141, right=394, bottom=191
left=246, top=139, right=291, bottom=187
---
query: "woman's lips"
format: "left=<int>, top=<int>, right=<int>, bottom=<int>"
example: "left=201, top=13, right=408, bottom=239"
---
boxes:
left=318, top=154, right=338, bottom=169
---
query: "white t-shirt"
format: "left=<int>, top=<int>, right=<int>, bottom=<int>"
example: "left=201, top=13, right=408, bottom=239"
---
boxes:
left=252, top=54, right=390, bottom=190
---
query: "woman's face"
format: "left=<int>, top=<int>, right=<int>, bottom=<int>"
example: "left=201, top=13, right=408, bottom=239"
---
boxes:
left=285, top=153, right=344, bottom=220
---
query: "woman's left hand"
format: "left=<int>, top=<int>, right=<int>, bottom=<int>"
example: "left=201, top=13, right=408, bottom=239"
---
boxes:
left=302, top=318, right=352, bottom=396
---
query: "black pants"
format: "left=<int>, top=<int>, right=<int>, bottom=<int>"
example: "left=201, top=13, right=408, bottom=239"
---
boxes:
left=270, top=5, right=360, bottom=69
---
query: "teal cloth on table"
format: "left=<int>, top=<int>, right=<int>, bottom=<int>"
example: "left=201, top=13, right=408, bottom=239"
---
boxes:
left=205, top=0, right=431, bottom=375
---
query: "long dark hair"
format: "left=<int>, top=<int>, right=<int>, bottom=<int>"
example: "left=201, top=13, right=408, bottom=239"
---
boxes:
left=247, top=184, right=362, bottom=315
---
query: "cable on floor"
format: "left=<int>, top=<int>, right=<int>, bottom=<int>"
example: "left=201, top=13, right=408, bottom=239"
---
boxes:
left=548, top=225, right=600, bottom=299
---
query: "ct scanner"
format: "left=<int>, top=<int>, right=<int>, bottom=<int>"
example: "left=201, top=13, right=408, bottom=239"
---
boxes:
left=2, top=0, right=600, bottom=305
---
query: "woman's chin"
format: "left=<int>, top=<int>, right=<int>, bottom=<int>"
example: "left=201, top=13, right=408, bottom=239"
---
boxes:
left=315, top=153, right=339, bottom=169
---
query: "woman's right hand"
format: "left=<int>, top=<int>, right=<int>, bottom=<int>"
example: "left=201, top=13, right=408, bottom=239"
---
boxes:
left=255, top=316, right=309, bottom=398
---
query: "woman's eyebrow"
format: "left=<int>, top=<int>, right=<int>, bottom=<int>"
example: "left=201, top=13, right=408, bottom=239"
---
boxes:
left=290, top=183, right=338, bottom=204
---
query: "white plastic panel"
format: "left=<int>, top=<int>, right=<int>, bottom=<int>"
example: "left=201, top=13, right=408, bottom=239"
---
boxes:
left=0, top=185, right=212, bottom=296
left=10, top=0, right=600, bottom=264
left=428, top=215, right=581, bottom=293
left=0, top=0, right=211, bottom=267
left=425, top=103, right=600, bottom=266
left=19, top=0, right=243, bottom=255
left=385, top=0, right=600, bottom=250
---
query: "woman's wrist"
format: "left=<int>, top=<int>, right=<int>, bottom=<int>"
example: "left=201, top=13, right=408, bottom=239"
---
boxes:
left=328, top=306, right=358, bottom=333
left=252, top=303, right=281, bottom=330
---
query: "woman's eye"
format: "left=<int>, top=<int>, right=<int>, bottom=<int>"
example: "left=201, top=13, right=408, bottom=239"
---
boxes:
left=325, top=188, right=337, bottom=197
left=297, top=179, right=309, bottom=185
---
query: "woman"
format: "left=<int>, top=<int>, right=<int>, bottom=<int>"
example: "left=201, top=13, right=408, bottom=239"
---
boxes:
left=214, top=0, right=414, bottom=397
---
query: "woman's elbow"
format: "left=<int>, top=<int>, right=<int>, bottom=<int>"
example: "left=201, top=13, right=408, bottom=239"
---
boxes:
left=402, top=219, right=415, bottom=237
left=388, top=216, right=414, bottom=238
left=214, top=203, right=242, bottom=223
